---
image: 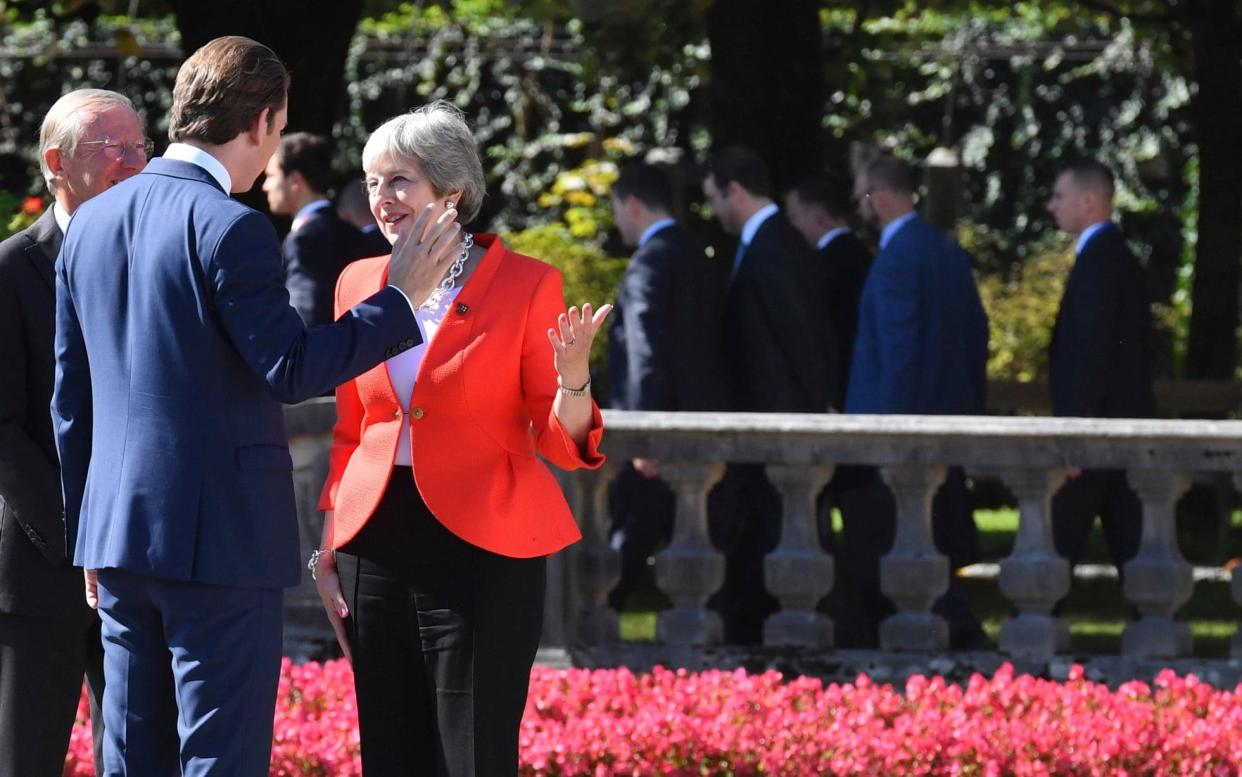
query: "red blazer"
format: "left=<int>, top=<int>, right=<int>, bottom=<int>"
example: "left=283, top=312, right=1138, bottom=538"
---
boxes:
left=317, top=234, right=604, bottom=558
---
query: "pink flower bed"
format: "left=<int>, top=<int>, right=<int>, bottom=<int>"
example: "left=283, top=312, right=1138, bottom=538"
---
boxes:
left=65, top=659, right=1242, bottom=775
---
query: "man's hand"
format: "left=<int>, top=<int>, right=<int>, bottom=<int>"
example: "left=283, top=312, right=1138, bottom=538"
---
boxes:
left=84, top=568, right=98, bottom=610
left=387, top=204, right=463, bottom=307
left=633, top=458, right=661, bottom=479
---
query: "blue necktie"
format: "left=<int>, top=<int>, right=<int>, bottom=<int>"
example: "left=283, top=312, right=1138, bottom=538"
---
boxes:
left=730, top=241, right=748, bottom=281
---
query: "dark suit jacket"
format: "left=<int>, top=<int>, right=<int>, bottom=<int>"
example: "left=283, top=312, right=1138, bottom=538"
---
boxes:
left=817, top=230, right=871, bottom=409
left=723, top=211, right=829, bottom=413
left=53, top=158, right=420, bottom=589
left=608, top=222, right=728, bottom=412
left=0, top=208, right=91, bottom=620
left=845, top=214, right=988, bottom=415
left=284, top=205, right=383, bottom=327
left=352, top=223, right=392, bottom=259
left=1050, top=224, right=1156, bottom=418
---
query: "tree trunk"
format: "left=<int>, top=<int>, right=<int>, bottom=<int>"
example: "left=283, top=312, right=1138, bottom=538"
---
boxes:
left=1184, top=0, right=1242, bottom=380
left=170, top=0, right=364, bottom=138
left=704, top=0, right=824, bottom=190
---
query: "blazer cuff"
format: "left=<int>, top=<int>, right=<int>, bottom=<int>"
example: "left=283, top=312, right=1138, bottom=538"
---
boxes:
left=547, top=402, right=606, bottom=470
left=317, top=478, right=338, bottom=512
left=386, top=284, right=419, bottom=316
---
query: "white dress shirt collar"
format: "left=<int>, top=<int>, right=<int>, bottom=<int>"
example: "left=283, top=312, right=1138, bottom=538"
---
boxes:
left=53, top=203, right=72, bottom=234
left=638, top=218, right=676, bottom=248
left=1075, top=221, right=1113, bottom=257
left=817, top=226, right=850, bottom=251
left=879, top=211, right=918, bottom=251
left=162, top=143, right=232, bottom=194
left=740, top=203, right=779, bottom=247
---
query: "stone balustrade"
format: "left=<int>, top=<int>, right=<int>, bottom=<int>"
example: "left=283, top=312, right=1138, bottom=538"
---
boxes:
left=281, top=400, right=1242, bottom=667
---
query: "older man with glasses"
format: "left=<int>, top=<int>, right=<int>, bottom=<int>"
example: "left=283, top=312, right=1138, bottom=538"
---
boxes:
left=0, top=88, right=149, bottom=777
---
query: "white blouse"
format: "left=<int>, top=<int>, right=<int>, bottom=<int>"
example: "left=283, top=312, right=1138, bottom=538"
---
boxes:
left=386, top=286, right=462, bottom=466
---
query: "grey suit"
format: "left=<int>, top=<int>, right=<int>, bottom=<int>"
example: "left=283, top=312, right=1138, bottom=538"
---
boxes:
left=0, top=207, right=104, bottom=776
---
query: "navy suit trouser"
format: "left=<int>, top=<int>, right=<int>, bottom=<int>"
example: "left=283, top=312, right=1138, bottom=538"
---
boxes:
left=95, top=568, right=282, bottom=777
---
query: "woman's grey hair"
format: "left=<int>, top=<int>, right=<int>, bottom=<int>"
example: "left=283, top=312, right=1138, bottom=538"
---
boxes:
left=362, top=100, right=485, bottom=224
left=39, top=89, right=137, bottom=194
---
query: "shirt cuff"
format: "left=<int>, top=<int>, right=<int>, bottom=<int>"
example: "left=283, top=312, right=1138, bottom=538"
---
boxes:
left=387, top=284, right=419, bottom=316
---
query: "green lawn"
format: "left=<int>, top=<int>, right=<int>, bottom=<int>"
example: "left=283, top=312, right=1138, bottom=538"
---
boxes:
left=617, top=503, right=1242, bottom=657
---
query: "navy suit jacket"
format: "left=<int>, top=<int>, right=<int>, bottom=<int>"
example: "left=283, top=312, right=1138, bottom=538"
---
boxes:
left=845, top=214, right=988, bottom=415
left=284, top=206, right=384, bottom=327
left=53, top=158, right=420, bottom=589
left=722, top=212, right=829, bottom=413
left=816, top=230, right=871, bottom=409
left=1050, top=225, right=1156, bottom=418
left=608, top=222, right=728, bottom=412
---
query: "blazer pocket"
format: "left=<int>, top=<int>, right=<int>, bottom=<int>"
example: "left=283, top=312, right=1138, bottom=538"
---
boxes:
left=235, top=444, right=293, bottom=471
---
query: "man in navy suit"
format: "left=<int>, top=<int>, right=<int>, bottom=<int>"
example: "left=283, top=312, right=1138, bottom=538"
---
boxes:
left=263, top=132, right=380, bottom=327
left=842, top=154, right=989, bottom=648
left=701, top=147, right=829, bottom=644
left=53, top=37, right=462, bottom=776
left=784, top=172, right=871, bottom=408
left=606, top=162, right=727, bottom=609
left=0, top=87, right=146, bottom=777
left=1046, top=159, right=1155, bottom=569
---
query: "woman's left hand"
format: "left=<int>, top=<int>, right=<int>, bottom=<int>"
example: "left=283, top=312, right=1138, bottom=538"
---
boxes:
left=547, top=303, right=612, bottom=389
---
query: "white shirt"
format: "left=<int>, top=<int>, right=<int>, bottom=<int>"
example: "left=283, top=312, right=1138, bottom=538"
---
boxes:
left=1075, top=221, right=1113, bottom=257
left=739, top=203, right=779, bottom=247
left=638, top=218, right=676, bottom=248
left=879, top=211, right=918, bottom=251
left=53, top=203, right=71, bottom=234
left=387, top=285, right=462, bottom=466
left=162, top=143, right=232, bottom=193
left=817, top=226, right=851, bottom=251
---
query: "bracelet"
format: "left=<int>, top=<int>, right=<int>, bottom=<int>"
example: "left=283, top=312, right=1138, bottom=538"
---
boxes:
left=557, top=376, right=591, bottom=397
left=307, top=548, right=335, bottom=581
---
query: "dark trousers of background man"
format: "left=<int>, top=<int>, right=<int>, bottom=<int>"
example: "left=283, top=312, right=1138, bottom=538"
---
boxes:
left=608, top=464, right=675, bottom=611
left=0, top=610, right=105, bottom=776
left=818, top=466, right=983, bottom=649
left=1052, top=469, right=1143, bottom=570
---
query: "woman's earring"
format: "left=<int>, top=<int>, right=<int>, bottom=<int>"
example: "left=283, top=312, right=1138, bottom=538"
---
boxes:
left=445, top=200, right=456, bottom=211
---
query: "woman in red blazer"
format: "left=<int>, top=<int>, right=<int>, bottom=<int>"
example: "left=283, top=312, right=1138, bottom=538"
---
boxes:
left=312, top=101, right=610, bottom=776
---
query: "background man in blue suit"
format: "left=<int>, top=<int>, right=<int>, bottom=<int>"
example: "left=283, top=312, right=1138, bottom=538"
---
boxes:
left=606, top=162, right=727, bottom=610
left=1046, top=159, right=1155, bottom=571
left=841, top=154, right=989, bottom=648
left=0, top=87, right=147, bottom=777
left=53, top=36, right=462, bottom=776
left=263, top=132, right=382, bottom=327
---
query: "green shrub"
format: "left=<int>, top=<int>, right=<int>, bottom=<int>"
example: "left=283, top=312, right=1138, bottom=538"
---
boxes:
left=976, top=245, right=1071, bottom=382
left=503, top=222, right=627, bottom=399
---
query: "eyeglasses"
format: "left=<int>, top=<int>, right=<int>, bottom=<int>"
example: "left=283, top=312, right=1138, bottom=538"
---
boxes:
left=77, top=137, right=155, bottom=161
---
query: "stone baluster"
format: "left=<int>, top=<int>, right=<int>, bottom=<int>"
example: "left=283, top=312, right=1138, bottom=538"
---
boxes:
left=994, top=468, right=1070, bottom=657
left=1232, top=473, right=1242, bottom=660
left=878, top=465, right=950, bottom=651
left=1121, top=469, right=1193, bottom=659
left=763, top=463, right=835, bottom=647
left=655, top=461, right=726, bottom=645
left=574, top=460, right=620, bottom=644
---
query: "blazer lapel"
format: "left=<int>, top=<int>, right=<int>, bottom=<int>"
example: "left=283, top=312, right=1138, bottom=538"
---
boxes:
left=22, top=208, right=62, bottom=294
left=414, top=233, right=506, bottom=386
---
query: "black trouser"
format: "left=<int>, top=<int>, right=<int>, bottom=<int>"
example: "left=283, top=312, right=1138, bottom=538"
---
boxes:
left=706, top=463, right=782, bottom=645
left=337, top=469, right=546, bottom=777
left=0, top=611, right=105, bottom=777
left=607, top=463, right=674, bottom=610
left=1052, top=469, right=1143, bottom=568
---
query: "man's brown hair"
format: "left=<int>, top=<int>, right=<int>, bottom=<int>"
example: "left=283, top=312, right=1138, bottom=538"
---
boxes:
left=169, top=36, right=289, bottom=145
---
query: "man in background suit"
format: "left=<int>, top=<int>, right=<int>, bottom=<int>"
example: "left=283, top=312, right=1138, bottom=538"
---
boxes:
left=264, top=132, right=379, bottom=327
left=784, top=172, right=872, bottom=407
left=53, top=37, right=456, bottom=775
left=0, top=88, right=147, bottom=777
left=1046, top=158, right=1155, bottom=570
left=337, top=178, right=392, bottom=257
left=702, top=147, right=830, bottom=644
left=606, top=162, right=726, bottom=610
left=843, top=154, right=989, bottom=648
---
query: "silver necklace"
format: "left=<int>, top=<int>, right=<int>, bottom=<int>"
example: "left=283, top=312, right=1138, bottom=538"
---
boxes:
left=420, top=231, right=473, bottom=311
